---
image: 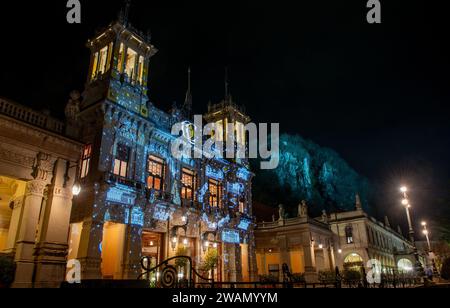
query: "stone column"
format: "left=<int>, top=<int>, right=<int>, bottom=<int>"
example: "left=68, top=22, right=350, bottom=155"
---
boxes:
left=322, top=247, right=331, bottom=271
left=247, top=230, right=258, bottom=281
left=278, top=235, right=291, bottom=271
left=77, top=218, right=104, bottom=280
left=33, top=159, right=75, bottom=288
left=12, top=180, right=46, bottom=288
left=302, top=234, right=318, bottom=283
left=224, top=243, right=243, bottom=282
left=122, top=224, right=143, bottom=279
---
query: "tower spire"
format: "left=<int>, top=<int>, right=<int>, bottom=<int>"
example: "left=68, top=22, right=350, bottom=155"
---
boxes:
left=225, top=67, right=230, bottom=101
left=119, top=0, right=132, bottom=26
left=183, top=66, right=193, bottom=119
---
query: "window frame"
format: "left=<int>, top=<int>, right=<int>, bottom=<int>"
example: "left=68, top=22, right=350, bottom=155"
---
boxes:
left=181, top=168, right=197, bottom=202
left=208, top=179, right=223, bottom=208
left=80, top=144, right=93, bottom=179
left=113, top=144, right=130, bottom=178
left=147, top=155, right=166, bottom=191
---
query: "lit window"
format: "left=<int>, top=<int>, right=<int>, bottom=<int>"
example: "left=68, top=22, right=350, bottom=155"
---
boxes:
left=98, top=46, right=109, bottom=75
left=181, top=168, right=197, bottom=201
left=80, top=144, right=92, bottom=179
left=345, top=225, right=354, bottom=244
left=113, top=144, right=130, bottom=178
left=125, top=48, right=138, bottom=80
left=91, top=44, right=112, bottom=80
left=137, top=55, right=145, bottom=85
left=208, top=179, right=223, bottom=208
left=239, top=200, right=245, bottom=213
left=147, top=156, right=165, bottom=191
left=91, top=52, right=99, bottom=80
left=236, top=122, right=246, bottom=147
left=117, top=43, right=125, bottom=73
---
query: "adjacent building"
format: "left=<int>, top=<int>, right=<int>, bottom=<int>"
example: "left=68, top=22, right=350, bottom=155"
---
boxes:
left=0, top=98, right=82, bottom=288
left=255, top=196, right=418, bottom=282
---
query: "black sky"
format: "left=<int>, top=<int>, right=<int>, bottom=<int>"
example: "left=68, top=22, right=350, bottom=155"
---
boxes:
left=0, top=0, right=449, bottom=231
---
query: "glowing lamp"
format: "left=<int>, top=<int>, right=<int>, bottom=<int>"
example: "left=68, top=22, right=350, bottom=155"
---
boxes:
left=319, top=244, right=323, bottom=249
left=338, top=249, right=343, bottom=254
left=183, top=238, right=188, bottom=246
left=72, top=183, right=81, bottom=196
left=400, top=186, right=408, bottom=193
left=421, top=221, right=427, bottom=227
left=213, top=243, right=218, bottom=249
left=401, top=199, right=409, bottom=206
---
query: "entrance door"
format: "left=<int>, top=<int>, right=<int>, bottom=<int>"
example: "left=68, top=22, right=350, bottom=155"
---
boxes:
left=142, top=232, right=165, bottom=268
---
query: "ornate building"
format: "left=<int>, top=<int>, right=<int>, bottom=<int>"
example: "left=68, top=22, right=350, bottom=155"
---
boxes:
left=0, top=98, right=82, bottom=288
left=255, top=196, right=418, bottom=283
left=65, top=15, right=257, bottom=283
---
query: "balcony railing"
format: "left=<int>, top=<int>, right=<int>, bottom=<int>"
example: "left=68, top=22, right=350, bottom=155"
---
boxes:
left=0, top=98, right=65, bottom=134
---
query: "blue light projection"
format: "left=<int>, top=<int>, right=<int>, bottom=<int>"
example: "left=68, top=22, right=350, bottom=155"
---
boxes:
left=238, top=218, right=252, bottom=231
left=153, top=204, right=171, bottom=221
left=206, top=166, right=224, bottom=181
left=198, top=183, right=209, bottom=203
left=222, top=229, right=240, bottom=244
left=218, top=215, right=230, bottom=228
left=131, top=207, right=144, bottom=227
left=227, top=182, right=244, bottom=195
left=237, top=168, right=251, bottom=181
left=106, top=186, right=136, bottom=205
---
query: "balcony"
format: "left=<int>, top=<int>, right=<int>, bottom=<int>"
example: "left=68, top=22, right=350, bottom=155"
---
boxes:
left=0, top=98, right=65, bottom=134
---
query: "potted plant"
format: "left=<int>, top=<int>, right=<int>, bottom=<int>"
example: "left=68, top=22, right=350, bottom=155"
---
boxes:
left=0, top=255, right=16, bottom=288
left=202, top=248, right=219, bottom=279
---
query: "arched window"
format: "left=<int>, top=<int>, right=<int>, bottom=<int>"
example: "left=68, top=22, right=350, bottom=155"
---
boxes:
left=344, top=253, right=364, bottom=272
left=397, top=259, right=413, bottom=273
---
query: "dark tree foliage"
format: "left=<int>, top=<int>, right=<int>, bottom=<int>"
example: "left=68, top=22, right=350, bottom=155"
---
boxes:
left=252, top=134, right=372, bottom=216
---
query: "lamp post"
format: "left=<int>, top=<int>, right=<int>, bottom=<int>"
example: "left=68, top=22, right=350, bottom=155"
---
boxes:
left=400, top=186, right=424, bottom=276
left=421, top=221, right=438, bottom=276
left=421, top=222, right=431, bottom=252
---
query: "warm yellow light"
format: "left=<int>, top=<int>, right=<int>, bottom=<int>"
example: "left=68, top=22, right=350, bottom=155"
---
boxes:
left=172, top=237, right=178, bottom=244
left=400, top=186, right=408, bottom=193
left=213, top=243, right=218, bottom=249
left=72, top=183, right=81, bottom=196
left=204, top=241, right=209, bottom=247
left=423, top=230, right=429, bottom=235
left=319, top=244, right=323, bottom=249
left=338, top=249, right=343, bottom=254
left=402, top=199, right=409, bottom=206
left=421, top=221, right=427, bottom=227
left=183, top=238, right=188, bottom=246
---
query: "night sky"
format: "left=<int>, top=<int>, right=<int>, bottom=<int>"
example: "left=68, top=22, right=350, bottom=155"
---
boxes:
left=0, top=1, right=449, bottom=233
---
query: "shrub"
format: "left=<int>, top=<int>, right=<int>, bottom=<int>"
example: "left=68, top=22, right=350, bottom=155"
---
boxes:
left=319, top=270, right=336, bottom=282
left=291, top=273, right=305, bottom=283
left=259, top=274, right=279, bottom=283
left=343, top=270, right=362, bottom=282
left=441, top=258, right=450, bottom=280
left=0, top=256, right=16, bottom=288
left=175, top=247, right=189, bottom=268
left=202, top=248, right=219, bottom=272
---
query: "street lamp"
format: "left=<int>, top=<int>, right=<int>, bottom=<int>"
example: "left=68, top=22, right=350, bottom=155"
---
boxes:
left=72, top=182, right=81, bottom=196
left=421, top=222, right=431, bottom=252
left=399, top=186, right=424, bottom=276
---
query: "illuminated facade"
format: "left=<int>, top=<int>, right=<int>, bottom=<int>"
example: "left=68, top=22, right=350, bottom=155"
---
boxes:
left=66, top=17, right=257, bottom=282
left=255, top=196, right=418, bottom=282
left=0, top=98, right=82, bottom=288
